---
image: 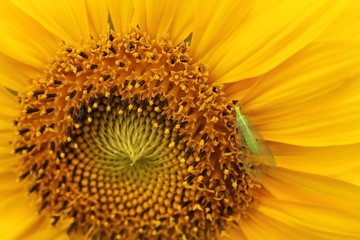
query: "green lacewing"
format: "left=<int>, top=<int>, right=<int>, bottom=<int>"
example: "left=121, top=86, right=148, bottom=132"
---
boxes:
left=235, top=106, right=276, bottom=181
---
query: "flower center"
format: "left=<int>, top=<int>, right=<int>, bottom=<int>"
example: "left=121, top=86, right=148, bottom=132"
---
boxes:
left=13, top=28, right=256, bottom=239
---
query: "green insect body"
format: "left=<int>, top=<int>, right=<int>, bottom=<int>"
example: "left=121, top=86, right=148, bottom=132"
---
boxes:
left=234, top=106, right=276, bottom=181
left=235, top=107, right=260, bottom=156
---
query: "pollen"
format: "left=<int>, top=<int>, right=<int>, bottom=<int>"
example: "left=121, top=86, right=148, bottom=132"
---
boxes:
left=13, top=28, right=256, bottom=239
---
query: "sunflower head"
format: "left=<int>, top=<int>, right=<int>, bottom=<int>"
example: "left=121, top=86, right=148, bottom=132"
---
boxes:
left=4, top=0, right=359, bottom=239
left=13, top=27, right=256, bottom=239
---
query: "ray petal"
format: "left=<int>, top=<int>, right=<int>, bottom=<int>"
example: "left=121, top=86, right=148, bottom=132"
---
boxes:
left=256, top=198, right=360, bottom=239
left=233, top=40, right=360, bottom=146
left=260, top=168, right=360, bottom=207
left=132, top=0, right=197, bottom=43
left=0, top=1, right=59, bottom=72
left=11, top=0, right=91, bottom=43
left=205, top=0, right=350, bottom=83
left=84, top=0, right=109, bottom=38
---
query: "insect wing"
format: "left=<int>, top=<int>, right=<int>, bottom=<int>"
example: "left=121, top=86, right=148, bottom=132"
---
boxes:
left=243, top=122, right=276, bottom=181
left=242, top=155, right=267, bottom=181
left=252, top=126, right=276, bottom=168
left=235, top=108, right=276, bottom=181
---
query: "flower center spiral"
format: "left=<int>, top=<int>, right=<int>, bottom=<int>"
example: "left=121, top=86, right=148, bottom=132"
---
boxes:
left=14, top=28, right=255, bottom=239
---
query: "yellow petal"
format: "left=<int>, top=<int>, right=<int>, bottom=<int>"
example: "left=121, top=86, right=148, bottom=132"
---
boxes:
left=107, top=0, right=134, bottom=33
left=237, top=40, right=360, bottom=146
left=0, top=191, right=69, bottom=240
left=190, top=0, right=254, bottom=62
left=0, top=104, right=17, bottom=120
left=260, top=168, right=360, bottom=207
left=257, top=199, right=360, bottom=239
left=0, top=86, right=17, bottom=104
left=0, top=171, right=18, bottom=195
left=220, top=225, right=246, bottom=240
left=204, top=0, right=349, bottom=83
left=53, top=233, right=71, bottom=240
left=131, top=0, right=196, bottom=43
left=335, top=167, right=360, bottom=188
left=0, top=144, right=17, bottom=174
left=0, top=86, right=19, bottom=120
left=0, top=53, right=29, bottom=92
left=270, top=142, right=360, bottom=186
left=0, top=1, right=59, bottom=69
left=0, top=133, right=15, bottom=150
left=24, top=221, right=69, bottom=240
left=319, top=0, right=360, bottom=40
left=163, top=1, right=198, bottom=44
left=85, top=0, right=109, bottom=38
left=0, top=150, right=71, bottom=239
left=11, top=0, right=91, bottom=43
left=0, top=189, right=32, bottom=239
left=239, top=209, right=320, bottom=240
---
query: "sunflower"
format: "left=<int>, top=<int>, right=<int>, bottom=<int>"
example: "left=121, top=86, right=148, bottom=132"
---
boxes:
left=1, top=0, right=360, bottom=239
